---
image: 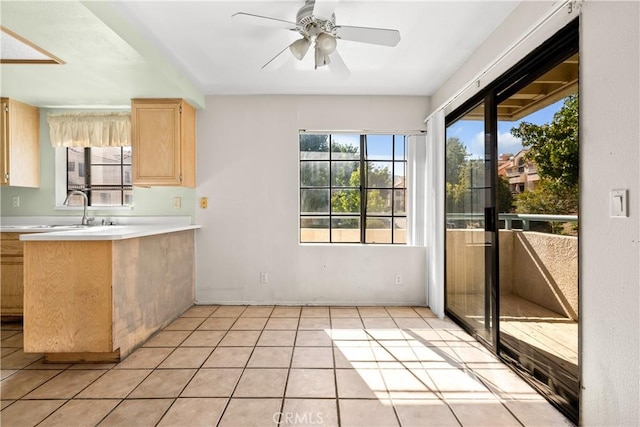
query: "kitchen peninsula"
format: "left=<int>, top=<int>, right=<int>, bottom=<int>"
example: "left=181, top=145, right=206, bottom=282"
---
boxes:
left=19, top=223, right=200, bottom=363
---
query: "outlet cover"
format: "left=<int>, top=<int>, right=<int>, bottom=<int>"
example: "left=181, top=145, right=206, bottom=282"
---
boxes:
left=200, top=197, right=208, bottom=209
left=173, top=197, right=181, bottom=209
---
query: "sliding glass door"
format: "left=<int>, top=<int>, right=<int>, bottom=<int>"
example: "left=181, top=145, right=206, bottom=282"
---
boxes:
left=496, top=54, right=579, bottom=419
left=444, top=19, right=579, bottom=423
left=445, top=100, right=497, bottom=347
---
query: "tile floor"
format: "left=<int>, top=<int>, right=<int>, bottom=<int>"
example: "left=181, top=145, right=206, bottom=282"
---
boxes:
left=0, top=306, right=573, bottom=426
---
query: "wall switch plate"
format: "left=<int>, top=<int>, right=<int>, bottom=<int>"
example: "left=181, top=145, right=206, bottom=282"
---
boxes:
left=12, top=196, right=19, bottom=207
left=200, top=197, right=208, bottom=209
left=610, top=189, right=628, bottom=217
left=173, top=197, right=181, bottom=209
left=260, top=272, right=268, bottom=284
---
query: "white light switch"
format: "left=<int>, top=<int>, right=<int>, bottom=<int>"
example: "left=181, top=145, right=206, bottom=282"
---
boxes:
left=610, top=189, right=628, bottom=217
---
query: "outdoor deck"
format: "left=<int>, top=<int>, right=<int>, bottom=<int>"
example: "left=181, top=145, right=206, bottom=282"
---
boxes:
left=447, top=293, right=578, bottom=404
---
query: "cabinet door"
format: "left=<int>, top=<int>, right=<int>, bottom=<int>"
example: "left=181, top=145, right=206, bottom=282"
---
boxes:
left=1, top=233, right=24, bottom=316
left=0, top=98, right=40, bottom=188
left=132, top=101, right=181, bottom=186
left=0, top=262, right=23, bottom=316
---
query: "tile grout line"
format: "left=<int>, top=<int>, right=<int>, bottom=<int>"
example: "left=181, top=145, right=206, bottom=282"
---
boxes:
left=276, top=310, right=301, bottom=426
left=370, top=307, right=462, bottom=426
left=2, top=306, right=549, bottom=427
left=87, top=304, right=217, bottom=427
left=212, top=305, right=277, bottom=426
left=150, top=306, right=226, bottom=427
left=42, top=305, right=223, bottom=427
left=330, top=309, right=342, bottom=427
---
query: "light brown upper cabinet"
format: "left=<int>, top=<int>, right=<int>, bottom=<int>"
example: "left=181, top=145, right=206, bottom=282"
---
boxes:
left=1, top=98, right=40, bottom=188
left=131, top=98, right=196, bottom=187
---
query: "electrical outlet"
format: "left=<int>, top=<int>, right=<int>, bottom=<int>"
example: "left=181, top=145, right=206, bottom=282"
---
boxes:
left=395, top=274, right=402, bottom=285
left=12, top=196, right=19, bottom=208
left=200, top=197, right=208, bottom=209
left=260, top=272, right=268, bottom=284
left=173, top=197, right=181, bottom=209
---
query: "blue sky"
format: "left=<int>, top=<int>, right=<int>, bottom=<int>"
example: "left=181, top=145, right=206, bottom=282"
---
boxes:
left=447, top=99, right=565, bottom=159
left=328, top=98, right=566, bottom=161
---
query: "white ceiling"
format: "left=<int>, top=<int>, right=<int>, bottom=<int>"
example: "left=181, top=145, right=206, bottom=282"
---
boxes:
left=0, top=1, right=520, bottom=108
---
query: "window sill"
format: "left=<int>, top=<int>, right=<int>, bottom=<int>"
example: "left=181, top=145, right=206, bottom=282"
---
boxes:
left=299, top=242, right=411, bottom=247
left=54, top=205, right=134, bottom=212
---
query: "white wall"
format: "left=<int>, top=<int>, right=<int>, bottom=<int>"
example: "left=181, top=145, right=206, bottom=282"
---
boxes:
left=195, top=96, right=429, bottom=305
left=580, top=1, right=639, bottom=424
left=428, top=1, right=640, bottom=424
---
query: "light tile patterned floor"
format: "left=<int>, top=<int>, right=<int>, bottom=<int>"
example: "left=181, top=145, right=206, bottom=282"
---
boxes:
left=0, top=306, right=573, bottom=426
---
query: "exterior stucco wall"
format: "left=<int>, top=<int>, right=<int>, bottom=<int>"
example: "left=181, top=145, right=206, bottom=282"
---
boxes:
left=447, top=229, right=577, bottom=320
left=511, top=231, right=578, bottom=320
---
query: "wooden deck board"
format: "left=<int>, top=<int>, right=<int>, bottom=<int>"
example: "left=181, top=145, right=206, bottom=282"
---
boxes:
left=447, top=293, right=578, bottom=367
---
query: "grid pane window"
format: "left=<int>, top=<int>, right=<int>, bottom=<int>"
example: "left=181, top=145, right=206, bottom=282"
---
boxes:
left=66, top=147, right=133, bottom=207
left=300, top=133, right=407, bottom=244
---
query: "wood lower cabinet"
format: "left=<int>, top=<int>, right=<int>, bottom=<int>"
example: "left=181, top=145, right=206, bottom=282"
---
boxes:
left=131, top=98, right=195, bottom=187
left=23, top=230, right=195, bottom=362
left=1, top=98, right=40, bottom=188
left=0, top=232, right=31, bottom=317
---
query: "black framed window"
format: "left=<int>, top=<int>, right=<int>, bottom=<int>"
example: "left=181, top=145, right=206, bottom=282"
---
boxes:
left=300, top=133, right=407, bottom=244
left=66, top=147, right=133, bottom=207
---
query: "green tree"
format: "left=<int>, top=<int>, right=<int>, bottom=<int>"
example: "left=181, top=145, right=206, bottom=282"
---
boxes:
left=514, top=180, right=578, bottom=215
left=300, top=134, right=360, bottom=216
left=331, top=164, right=390, bottom=217
left=446, top=159, right=514, bottom=218
left=511, top=94, right=579, bottom=217
left=446, top=136, right=467, bottom=185
left=497, top=175, right=513, bottom=213
left=446, top=136, right=469, bottom=214
left=448, top=159, right=484, bottom=214
left=511, top=94, right=578, bottom=188
left=300, top=134, right=328, bottom=154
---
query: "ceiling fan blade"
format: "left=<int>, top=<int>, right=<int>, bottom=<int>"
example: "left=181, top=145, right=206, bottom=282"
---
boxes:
left=262, top=43, right=295, bottom=70
left=232, top=12, right=296, bottom=30
left=328, top=50, right=350, bottom=78
left=312, top=0, right=340, bottom=21
left=335, top=25, right=401, bottom=47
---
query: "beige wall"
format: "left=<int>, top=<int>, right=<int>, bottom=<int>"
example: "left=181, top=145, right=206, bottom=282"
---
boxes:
left=196, top=95, right=429, bottom=305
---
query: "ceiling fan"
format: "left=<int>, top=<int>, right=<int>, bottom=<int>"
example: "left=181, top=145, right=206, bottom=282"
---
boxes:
left=232, top=0, right=401, bottom=77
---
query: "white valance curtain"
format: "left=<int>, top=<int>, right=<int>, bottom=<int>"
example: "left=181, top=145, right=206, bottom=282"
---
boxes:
left=47, top=112, right=131, bottom=147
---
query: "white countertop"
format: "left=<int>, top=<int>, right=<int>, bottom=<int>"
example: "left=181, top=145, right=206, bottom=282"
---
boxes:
left=17, top=224, right=201, bottom=241
left=1, top=216, right=200, bottom=241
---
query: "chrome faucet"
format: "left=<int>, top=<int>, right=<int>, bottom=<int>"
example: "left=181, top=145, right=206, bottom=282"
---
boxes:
left=63, top=190, right=94, bottom=225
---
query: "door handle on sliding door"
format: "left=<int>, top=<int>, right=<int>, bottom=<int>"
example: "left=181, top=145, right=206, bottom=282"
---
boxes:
left=485, top=207, right=496, bottom=232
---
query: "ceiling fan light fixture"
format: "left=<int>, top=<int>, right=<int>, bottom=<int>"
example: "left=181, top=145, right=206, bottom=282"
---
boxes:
left=314, top=44, right=331, bottom=69
left=290, top=37, right=310, bottom=60
left=316, top=32, right=337, bottom=55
